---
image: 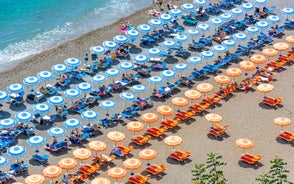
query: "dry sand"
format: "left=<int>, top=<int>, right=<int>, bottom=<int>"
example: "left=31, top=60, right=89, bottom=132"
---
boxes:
left=0, top=0, right=294, bottom=183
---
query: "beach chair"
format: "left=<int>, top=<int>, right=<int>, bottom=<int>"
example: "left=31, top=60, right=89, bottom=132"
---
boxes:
left=146, top=126, right=168, bottom=137
left=128, top=173, right=150, bottom=184
left=131, top=135, right=151, bottom=146
left=209, top=129, right=223, bottom=137
left=161, top=118, right=179, bottom=129
left=169, top=150, right=191, bottom=162
left=146, top=164, right=166, bottom=175
left=262, top=97, right=283, bottom=107
left=240, top=153, right=262, bottom=165
left=115, top=145, right=133, bottom=156
left=212, top=124, right=228, bottom=132
left=32, top=154, right=49, bottom=163
left=279, top=131, right=294, bottom=142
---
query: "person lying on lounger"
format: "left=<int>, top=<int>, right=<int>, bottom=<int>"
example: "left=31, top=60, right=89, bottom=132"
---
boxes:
left=146, top=9, right=161, bottom=17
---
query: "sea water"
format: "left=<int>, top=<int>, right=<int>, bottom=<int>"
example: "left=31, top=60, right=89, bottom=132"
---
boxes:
left=0, top=0, right=151, bottom=69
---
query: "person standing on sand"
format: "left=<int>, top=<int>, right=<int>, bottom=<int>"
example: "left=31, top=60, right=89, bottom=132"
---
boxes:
left=158, top=0, right=163, bottom=10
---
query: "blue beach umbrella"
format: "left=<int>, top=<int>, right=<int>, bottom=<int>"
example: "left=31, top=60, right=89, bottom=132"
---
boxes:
left=113, top=35, right=128, bottom=44
left=231, top=8, right=244, bottom=17
left=0, top=156, right=8, bottom=167
left=0, top=119, right=17, bottom=129
left=7, top=83, right=24, bottom=93
left=64, top=58, right=81, bottom=68
left=23, top=76, right=40, bottom=86
left=219, top=13, right=233, bottom=22
left=193, top=0, right=207, bottom=6
left=186, top=29, right=201, bottom=38
left=148, top=19, right=163, bottom=27
left=103, top=41, right=118, bottom=50
left=174, top=34, right=189, bottom=43
left=0, top=91, right=8, bottom=101
left=233, top=33, right=248, bottom=42
left=222, top=40, right=236, bottom=48
left=174, top=63, right=188, bottom=77
left=137, top=24, right=152, bottom=34
left=134, top=55, right=149, bottom=64
left=255, top=21, right=269, bottom=29
left=82, top=110, right=98, bottom=121
left=197, top=23, right=210, bottom=31
left=181, top=3, right=195, bottom=12
left=7, top=145, right=26, bottom=157
left=162, top=40, right=176, bottom=49
left=64, top=89, right=81, bottom=101
left=91, top=75, right=107, bottom=84
left=212, top=45, right=227, bottom=53
left=147, top=48, right=162, bottom=57
left=37, top=71, right=54, bottom=81
left=148, top=75, right=163, bottom=90
left=77, top=82, right=93, bottom=93
left=15, top=111, right=33, bottom=122
left=187, top=56, right=203, bottom=65
left=48, top=96, right=65, bottom=106
left=90, top=46, right=105, bottom=55
left=169, top=9, right=182, bottom=17
left=209, top=17, right=223, bottom=27
left=246, top=26, right=260, bottom=34
left=119, top=92, right=136, bottom=103
left=48, top=127, right=66, bottom=137
left=33, top=103, right=51, bottom=114
left=254, top=0, right=267, bottom=5
left=131, top=85, right=147, bottom=93
left=241, top=3, right=254, bottom=11
left=51, top=64, right=67, bottom=74
left=99, top=100, right=116, bottom=116
left=64, top=118, right=82, bottom=129
left=200, top=51, right=215, bottom=64
left=105, top=68, right=121, bottom=77
left=126, top=29, right=140, bottom=40
left=266, top=15, right=281, bottom=24
left=160, top=70, right=177, bottom=80
left=27, top=136, right=46, bottom=147
left=159, top=14, right=172, bottom=24
left=281, top=8, right=294, bottom=19
left=119, top=62, right=134, bottom=71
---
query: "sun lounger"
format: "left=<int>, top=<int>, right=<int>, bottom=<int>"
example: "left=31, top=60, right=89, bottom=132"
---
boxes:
left=128, top=173, right=150, bottom=184
left=115, top=145, right=133, bottom=156
left=146, top=164, right=166, bottom=175
left=146, top=127, right=168, bottom=137
left=131, top=135, right=151, bottom=146
left=262, top=97, right=283, bottom=107
left=209, top=129, right=223, bottom=137
left=189, top=103, right=210, bottom=113
left=169, top=150, right=191, bottom=162
left=32, top=154, right=49, bottom=163
left=279, top=131, right=294, bottom=142
left=212, top=124, right=228, bottom=132
left=161, top=118, right=179, bottom=129
left=240, top=154, right=262, bottom=164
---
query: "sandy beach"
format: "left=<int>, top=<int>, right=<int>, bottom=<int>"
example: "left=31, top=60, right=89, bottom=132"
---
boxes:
left=0, top=0, right=294, bottom=183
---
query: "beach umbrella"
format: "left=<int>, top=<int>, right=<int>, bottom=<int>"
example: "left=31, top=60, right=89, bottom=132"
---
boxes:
left=119, top=61, right=134, bottom=71
left=25, top=174, right=45, bottom=184
left=148, top=19, right=163, bottom=27
left=105, top=68, right=121, bottom=78
left=205, top=113, right=223, bottom=124
left=148, top=76, right=163, bottom=89
left=76, top=82, right=93, bottom=93
left=100, top=100, right=116, bottom=117
left=233, top=33, right=247, bottom=42
left=181, top=3, right=195, bottom=12
left=147, top=48, right=162, bottom=57
left=91, top=75, right=107, bottom=85
left=281, top=8, right=294, bottom=19
left=91, top=177, right=111, bottom=184
left=134, top=54, right=149, bottom=64
left=255, top=21, right=269, bottom=29
left=107, top=131, right=126, bottom=148
left=51, top=64, right=67, bottom=75
left=169, top=9, right=182, bottom=17
left=162, top=40, right=176, bottom=49
left=157, top=105, right=174, bottom=117
left=23, top=76, right=40, bottom=86
left=103, top=41, right=118, bottom=50
left=250, top=54, right=267, bottom=65
left=164, top=135, right=183, bottom=151
left=226, top=68, right=243, bottom=78
left=37, top=71, right=53, bottom=82
left=48, top=96, right=65, bottom=106
left=184, top=90, right=202, bottom=101
left=273, top=117, right=292, bottom=132
left=81, top=110, right=98, bottom=121
left=64, top=89, right=81, bottom=103
left=174, top=63, right=188, bottom=77
left=7, top=145, right=26, bottom=157
left=187, top=56, right=203, bottom=69
left=209, top=18, right=223, bottom=30
left=15, top=111, right=33, bottom=122
left=257, top=83, right=274, bottom=97
left=73, top=148, right=92, bottom=164
left=33, top=103, right=51, bottom=114
left=186, top=29, right=201, bottom=41
left=0, top=119, right=17, bottom=129
left=262, top=48, right=278, bottom=61
left=159, top=14, right=172, bottom=24
left=7, top=83, right=24, bottom=93
left=212, top=45, right=227, bottom=55
left=48, top=127, right=66, bottom=137
left=222, top=40, right=236, bottom=49
left=137, top=24, right=152, bottom=34
left=285, top=36, right=294, bottom=48
left=241, top=3, right=254, bottom=11
left=200, top=51, right=214, bottom=64
left=64, top=118, right=81, bottom=129
left=236, top=138, right=254, bottom=154
left=266, top=15, right=281, bottom=24
left=90, top=46, right=105, bottom=55
left=123, top=158, right=142, bottom=175
left=64, top=58, right=81, bottom=68
left=196, top=83, right=213, bottom=98
left=27, top=136, right=46, bottom=147
left=58, top=158, right=78, bottom=173
left=246, top=26, right=260, bottom=35
left=172, top=97, right=188, bottom=112
left=239, top=61, right=256, bottom=75
left=120, top=92, right=136, bottom=107
left=42, top=165, right=62, bottom=182
left=219, top=13, right=232, bottom=22
left=127, top=121, right=145, bottom=136
left=193, top=0, right=207, bottom=6
left=254, top=0, right=268, bottom=5
left=0, top=156, right=8, bottom=167
left=113, top=35, right=128, bottom=44
left=214, top=75, right=231, bottom=86
left=139, top=148, right=157, bottom=166
left=0, top=91, right=8, bottom=101
left=141, top=113, right=158, bottom=128
left=174, top=34, right=189, bottom=44
left=160, top=70, right=177, bottom=80
left=131, top=85, right=147, bottom=97
left=197, top=23, right=210, bottom=36
left=273, top=42, right=290, bottom=55
left=88, top=140, right=107, bottom=155
left=108, top=167, right=127, bottom=183
left=126, top=29, right=140, bottom=40
left=231, top=8, right=244, bottom=17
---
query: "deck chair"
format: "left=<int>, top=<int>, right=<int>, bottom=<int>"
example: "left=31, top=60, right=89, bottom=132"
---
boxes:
left=146, top=164, right=166, bottom=175
left=209, top=129, right=223, bottom=137
left=131, top=135, right=151, bottom=146
left=262, top=97, right=283, bottom=107
left=32, top=154, right=49, bottom=163
left=279, top=131, right=294, bottom=142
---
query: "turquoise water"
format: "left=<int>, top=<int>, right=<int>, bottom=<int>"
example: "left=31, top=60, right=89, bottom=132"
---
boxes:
left=0, top=0, right=151, bottom=65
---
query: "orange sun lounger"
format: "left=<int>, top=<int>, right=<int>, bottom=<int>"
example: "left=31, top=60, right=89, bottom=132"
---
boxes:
left=240, top=153, right=262, bottom=164
left=262, top=97, right=283, bottom=107
left=131, top=135, right=151, bottom=146
left=146, top=164, right=166, bottom=175
left=146, top=126, right=168, bottom=137
left=169, top=150, right=191, bottom=162
left=161, top=118, right=179, bottom=129
left=279, top=131, right=294, bottom=142
left=128, top=173, right=150, bottom=184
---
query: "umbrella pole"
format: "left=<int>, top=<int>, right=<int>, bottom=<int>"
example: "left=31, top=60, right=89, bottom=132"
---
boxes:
left=147, top=160, right=151, bottom=166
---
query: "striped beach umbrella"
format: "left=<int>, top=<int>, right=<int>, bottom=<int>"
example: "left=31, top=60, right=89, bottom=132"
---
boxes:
left=23, top=76, right=40, bottom=86
left=0, top=91, right=8, bottom=101
left=159, top=14, right=172, bottom=23
left=103, top=41, right=118, bottom=50
left=137, top=24, right=152, bottom=34
left=48, top=127, right=66, bottom=137
left=33, top=103, right=51, bottom=114
left=0, top=119, right=17, bottom=129
left=81, top=110, right=98, bottom=121
left=241, top=3, right=254, bottom=11
left=181, top=3, right=195, bottom=12
left=15, top=111, right=33, bottom=122
left=51, top=64, right=67, bottom=74
left=7, top=83, right=24, bottom=93
left=48, top=96, right=65, bottom=106
left=126, top=29, right=140, bottom=39
left=134, top=54, right=149, bottom=64
left=90, top=46, right=105, bottom=55
left=148, top=19, right=163, bottom=27
left=27, top=136, right=46, bottom=147
left=64, top=58, right=81, bottom=67
left=113, top=35, right=128, bottom=44
left=37, top=71, right=53, bottom=81
left=7, top=145, right=26, bottom=157
left=64, top=118, right=82, bottom=129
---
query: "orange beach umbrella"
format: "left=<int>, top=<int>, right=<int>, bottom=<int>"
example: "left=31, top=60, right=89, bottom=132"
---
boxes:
left=157, top=105, right=174, bottom=117
left=141, top=113, right=158, bottom=124
left=226, top=68, right=242, bottom=78
left=91, top=177, right=111, bottom=184
left=262, top=48, right=278, bottom=58
left=123, top=158, right=142, bottom=175
left=107, top=167, right=127, bottom=183
left=257, top=83, right=274, bottom=97
left=235, top=138, right=254, bottom=154
left=214, top=75, right=231, bottom=85
left=139, top=148, right=157, bottom=165
left=58, top=158, right=78, bottom=172
left=184, top=90, right=201, bottom=100
left=25, top=174, right=45, bottom=184
left=73, top=148, right=92, bottom=164
left=239, top=61, right=256, bottom=73
left=273, top=117, right=292, bottom=131
left=42, top=165, right=62, bottom=182
left=171, top=97, right=189, bottom=107
left=127, top=121, right=145, bottom=136
left=285, top=35, right=294, bottom=44
left=273, top=42, right=289, bottom=51
left=196, top=83, right=213, bottom=94
left=250, top=54, right=267, bottom=65
left=107, top=131, right=126, bottom=147
left=88, top=140, right=107, bottom=153
left=164, top=135, right=183, bottom=151
left=205, top=113, right=223, bottom=123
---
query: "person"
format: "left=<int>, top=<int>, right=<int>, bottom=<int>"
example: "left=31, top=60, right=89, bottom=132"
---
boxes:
left=167, top=1, right=172, bottom=10
left=273, top=24, right=278, bottom=34
left=225, top=51, right=230, bottom=58
left=216, top=56, right=222, bottom=64
left=122, top=74, right=126, bottom=80
left=52, top=136, right=58, bottom=144
left=158, top=0, right=163, bottom=9
left=125, top=21, right=131, bottom=29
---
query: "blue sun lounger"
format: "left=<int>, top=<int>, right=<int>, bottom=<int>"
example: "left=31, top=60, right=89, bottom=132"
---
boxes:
left=32, top=154, right=49, bottom=163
